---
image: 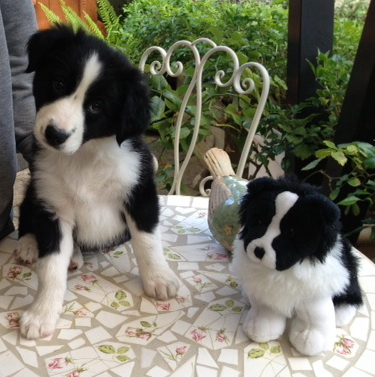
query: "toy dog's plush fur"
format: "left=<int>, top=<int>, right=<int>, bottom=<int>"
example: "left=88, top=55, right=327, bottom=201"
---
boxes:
left=14, top=25, right=178, bottom=340
left=232, top=176, right=363, bottom=355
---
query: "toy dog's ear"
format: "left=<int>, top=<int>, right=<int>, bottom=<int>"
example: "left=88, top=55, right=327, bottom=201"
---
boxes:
left=308, top=194, right=341, bottom=224
left=239, top=177, right=280, bottom=225
left=116, top=69, right=151, bottom=145
left=26, top=25, right=76, bottom=73
left=307, top=193, right=342, bottom=250
left=246, top=176, right=280, bottom=197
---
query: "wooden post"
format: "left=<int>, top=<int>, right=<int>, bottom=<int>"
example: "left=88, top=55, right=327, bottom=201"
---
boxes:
left=287, top=0, right=335, bottom=105
left=323, top=0, right=375, bottom=241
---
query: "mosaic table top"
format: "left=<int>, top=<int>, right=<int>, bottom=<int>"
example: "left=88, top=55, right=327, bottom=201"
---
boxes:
left=0, top=195, right=374, bottom=377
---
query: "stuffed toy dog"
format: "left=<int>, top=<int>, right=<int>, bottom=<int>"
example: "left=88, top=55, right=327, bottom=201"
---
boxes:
left=232, top=176, right=363, bottom=355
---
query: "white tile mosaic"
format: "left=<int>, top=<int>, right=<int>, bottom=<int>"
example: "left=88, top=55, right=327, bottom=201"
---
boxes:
left=0, top=196, right=374, bottom=377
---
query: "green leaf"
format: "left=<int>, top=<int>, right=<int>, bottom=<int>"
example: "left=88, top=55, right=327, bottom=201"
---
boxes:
left=302, top=158, right=322, bottom=171
left=259, top=343, right=269, bottom=350
left=331, top=151, right=348, bottom=166
left=294, top=144, right=313, bottom=160
left=315, top=148, right=333, bottom=159
left=209, top=304, right=227, bottom=312
left=119, top=300, right=131, bottom=307
left=141, top=321, right=152, bottom=328
left=115, top=290, right=127, bottom=301
left=351, top=203, right=360, bottom=216
left=116, top=355, right=130, bottom=362
left=363, top=157, right=375, bottom=170
left=117, top=346, right=130, bottom=354
left=150, top=96, right=166, bottom=122
left=225, top=300, right=234, bottom=308
left=338, top=196, right=360, bottom=206
left=111, top=301, right=120, bottom=309
left=329, top=187, right=340, bottom=201
left=347, top=177, right=361, bottom=187
left=98, top=345, right=116, bottom=354
left=231, top=306, right=243, bottom=313
left=248, top=348, right=265, bottom=359
left=323, top=141, right=337, bottom=149
left=270, top=346, right=281, bottom=354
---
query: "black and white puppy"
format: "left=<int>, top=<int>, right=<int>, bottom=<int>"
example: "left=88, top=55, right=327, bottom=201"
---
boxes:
left=15, top=25, right=178, bottom=339
left=232, top=176, right=363, bottom=355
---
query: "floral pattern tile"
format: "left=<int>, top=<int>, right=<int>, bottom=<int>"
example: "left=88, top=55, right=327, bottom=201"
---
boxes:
left=0, top=195, right=374, bottom=377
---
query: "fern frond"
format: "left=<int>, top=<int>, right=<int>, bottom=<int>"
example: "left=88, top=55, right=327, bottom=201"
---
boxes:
left=97, top=0, right=119, bottom=27
left=60, top=0, right=90, bottom=32
left=83, top=11, right=105, bottom=39
left=38, top=2, right=62, bottom=25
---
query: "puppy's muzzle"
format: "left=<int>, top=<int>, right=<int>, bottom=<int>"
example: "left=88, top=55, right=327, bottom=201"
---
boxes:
left=45, top=122, right=70, bottom=148
left=254, top=247, right=265, bottom=260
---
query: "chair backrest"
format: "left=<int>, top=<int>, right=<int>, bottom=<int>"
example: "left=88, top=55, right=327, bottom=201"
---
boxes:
left=139, top=38, right=270, bottom=196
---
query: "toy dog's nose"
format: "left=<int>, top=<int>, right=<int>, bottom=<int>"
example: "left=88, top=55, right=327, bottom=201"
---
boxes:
left=254, top=247, right=265, bottom=260
left=45, top=122, right=70, bottom=147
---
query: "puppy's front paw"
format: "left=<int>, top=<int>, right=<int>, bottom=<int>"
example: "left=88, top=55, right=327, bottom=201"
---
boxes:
left=142, top=265, right=179, bottom=301
left=289, top=327, right=327, bottom=356
left=14, top=234, right=38, bottom=265
left=243, top=309, right=286, bottom=343
left=20, top=306, right=60, bottom=340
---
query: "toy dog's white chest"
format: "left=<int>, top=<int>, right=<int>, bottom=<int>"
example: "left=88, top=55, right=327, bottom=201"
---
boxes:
left=232, top=237, right=350, bottom=317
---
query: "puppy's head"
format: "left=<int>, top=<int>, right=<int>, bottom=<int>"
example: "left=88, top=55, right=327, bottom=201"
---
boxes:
left=27, top=25, right=150, bottom=154
left=238, top=176, right=341, bottom=271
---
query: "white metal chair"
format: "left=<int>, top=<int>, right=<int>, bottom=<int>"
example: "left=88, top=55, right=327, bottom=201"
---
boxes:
left=139, top=38, right=270, bottom=196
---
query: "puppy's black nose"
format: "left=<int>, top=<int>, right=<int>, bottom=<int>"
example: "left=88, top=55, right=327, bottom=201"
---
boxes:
left=45, top=123, right=70, bottom=147
left=254, top=247, right=265, bottom=260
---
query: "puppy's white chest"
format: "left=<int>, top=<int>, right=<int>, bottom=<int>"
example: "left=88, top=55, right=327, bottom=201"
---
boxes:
left=35, top=138, right=141, bottom=246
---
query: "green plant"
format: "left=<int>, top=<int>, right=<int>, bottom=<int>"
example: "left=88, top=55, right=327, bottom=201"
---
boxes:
left=39, top=0, right=123, bottom=45
left=303, top=141, right=375, bottom=239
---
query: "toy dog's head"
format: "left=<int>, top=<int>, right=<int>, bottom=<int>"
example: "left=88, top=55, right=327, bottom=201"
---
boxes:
left=238, top=176, right=342, bottom=271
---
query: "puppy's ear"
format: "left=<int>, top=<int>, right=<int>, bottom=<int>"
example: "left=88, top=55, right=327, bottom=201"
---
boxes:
left=116, top=69, right=151, bottom=145
left=26, top=24, right=76, bottom=73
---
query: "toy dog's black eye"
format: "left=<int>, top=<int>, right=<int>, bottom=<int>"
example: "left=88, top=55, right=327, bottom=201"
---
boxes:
left=52, top=79, right=65, bottom=95
left=87, top=100, right=103, bottom=115
left=288, top=228, right=295, bottom=238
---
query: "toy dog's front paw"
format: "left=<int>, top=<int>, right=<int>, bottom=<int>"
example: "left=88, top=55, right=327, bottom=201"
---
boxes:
left=289, top=327, right=327, bottom=356
left=243, top=308, right=286, bottom=343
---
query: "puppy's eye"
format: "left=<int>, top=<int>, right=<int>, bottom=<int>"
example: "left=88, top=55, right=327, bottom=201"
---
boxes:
left=52, top=79, right=65, bottom=95
left=288, top=228, right=295, bottom=238
left=87, top=100, right=103, bottom=115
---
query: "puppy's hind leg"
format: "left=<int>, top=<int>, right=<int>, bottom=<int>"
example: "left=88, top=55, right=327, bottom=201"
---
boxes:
left=20, top=221, right=73, bottom=339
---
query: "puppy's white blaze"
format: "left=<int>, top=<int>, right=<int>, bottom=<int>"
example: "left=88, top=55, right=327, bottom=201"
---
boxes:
left=247, top=191, right=299, bottom=269
left=34, top=53, right=102, bottom=154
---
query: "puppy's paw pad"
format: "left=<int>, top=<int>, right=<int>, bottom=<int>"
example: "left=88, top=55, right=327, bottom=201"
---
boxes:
left=143, top=266, right=179, bottom=301
left=14, top=234, right=38, bottom=265
left=20, top=309, right=59, bottom=340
